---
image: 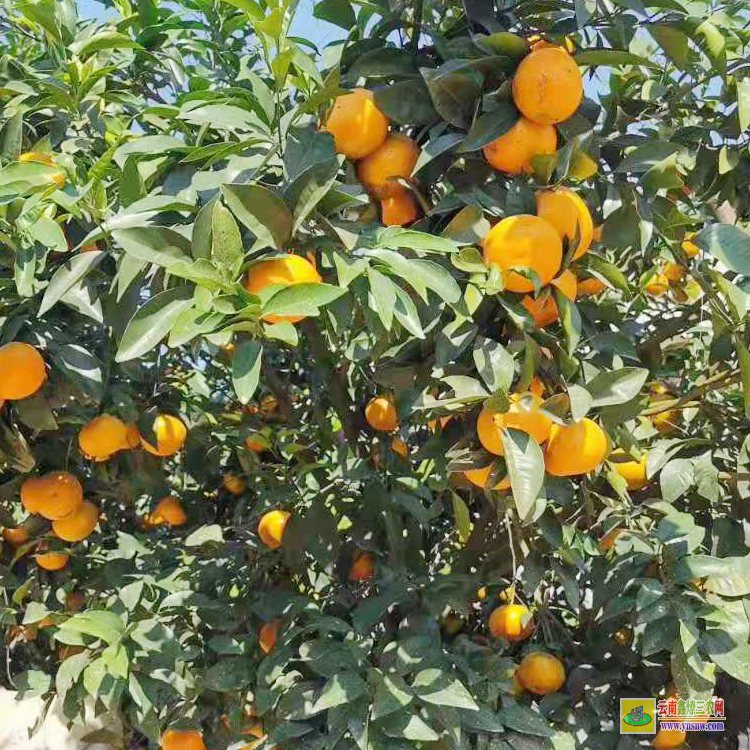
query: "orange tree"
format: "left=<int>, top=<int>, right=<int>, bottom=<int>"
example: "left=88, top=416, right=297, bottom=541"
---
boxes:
left=1, top=0, right=750, bottom=748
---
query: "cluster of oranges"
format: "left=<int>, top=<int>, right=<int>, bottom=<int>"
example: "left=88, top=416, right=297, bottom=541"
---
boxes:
left=644, top=232, right=702, bottom=303
left=325, top=88, right=421, bottom=226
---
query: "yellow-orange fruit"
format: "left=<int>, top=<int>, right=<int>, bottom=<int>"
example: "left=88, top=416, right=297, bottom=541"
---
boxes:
left=528, top=34, right=575, bottom=53
left=223, top=473, right=246, bottom=495
left=140, top=414, right=187, bottom=457
left=522, top=269, right=577, bottom=327
left=650, top=384, right=679, bottom=435
left=123, top=423, right=141, bottom=449
left=516, top=651, right=566, bottom=695
left=464, top=464, right=510, bottom=490
left=241, top=723, right=268, bottom=750
left=512, top=48, right=583, bottom=125
left=245, top=256, right=322, bottom=324
left=365, top=396, right=398, bottom=432
left=483, top=117, right=557, bottom=175
left=483, top=215, right=562, bottom=293
left=610, top=449, right=649, bottom=490
left=78, top=414, right=128, bottom=459
left=476, top=393, right=552, bottom=455
left=489, top=604, right=534, bottom=641
left=357, top=133, right=420, bottom=198
left=36, top=551, right=69, bottom=571
left=2, top=526, right=29, bottom=547
left=592, top=224, right=603, bottom=242
left=0, top=342, right=46, bottom=400
left=154, top=496, right=187, bottom=526
left=259, top=619, right=280, bottom=654
left=652, top=728, right=687, bottom=749
left=536, top=188, right=593, bottom=260
left=598, top=528, right=624, bottom=552
left=24, top=471, right=84, bottom=520
left=662, top=262, right=685, bottom=282
left=52, top=500, right=99, bottom=542
left=349, top=550, right=374, bottom=581
left=258, top=509, right=291, bottom=549
left=246, top=435, right=267, bottom=453
left=381, top=188, right=419, bottom=226
left=645, top=273, right=669, bottom=297
left=161, top=729, right=207, bottom=750
left=428, top=416, right=452, bottom=432
left=577, top=277, right=607, bottom=297
left=325, top=89, right=389, bottom=160
left=391, top=437, right=409, bottom=458
left=529, top=377, right=545, bottom=397
left=682, top=233, right=700, bottom=258
left=544, top=418, right=608, bottom=476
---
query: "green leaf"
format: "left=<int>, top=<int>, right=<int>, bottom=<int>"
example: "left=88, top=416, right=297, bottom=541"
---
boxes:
left=497, top=701, right=554, bottom=737
left=451, top=493, right=471, bottom=543
left=458, top=102, right=519, bottom=152
left=119, top=154, right=144, bottom=209
left=262, top=283, right=346, bottom=319
left=232, top=340, right=263, bottom=405
left=615, top=141, right=681, bottom=173
left=284, top=124, right=337, bottom=185
left=14, top=670, right=52, bottom=697
left=38, top=251, right=105, bottom=316
left=585, top=367, right=648, bottom=407
left=185, top=524, right=225, bottom=546
left=116, top=286, right=194, bottom=362
left=412, top=133, right=464, bottom=175
left=695, top=224, right=750, bottom=276
left=648, top=24, right=690, bottom=69
left=501, top=427, right=545, bottom=521
left=421, top=61, right=484, bottom=128
left=443, top=206, right=491, bottom=245
left=313, top=672, right=367, bottom=712
left=313, top=0, right=355, bottom=30
left=212, top=201, right=244, bottom=275
left=702, top=630, right=750, bottom=686
left=69, top=31, right=141, bottom=56
left=0, top=112, right=23, bottom=162
left=59, top=610, right=125, bottom=645
left=412, top=669, right=478, bottom=710
left=378, top=228, right=459, bottom=255
left=217, top=0, right=263, bottom=19
left=735, top=337, right=750, bottom=420
left=371, top=671, right=413, bottom=720
left=737, top=77, right=750, bottom=133
left=112, top=226, right=192, bottom=269
left=374, top=81, right=438, bottom=126
left=368, top=266, right=397, bottom=331
left=473, top=336, right=514, bottom=393
left=379, top=709, right=440, bottom=741
left=574, top=50, right=659, bottom=68
left=222, top=183, right=293, bottom=251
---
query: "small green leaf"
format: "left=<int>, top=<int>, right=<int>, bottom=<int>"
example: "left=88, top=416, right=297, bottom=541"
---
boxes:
left=222, top=183, right=293, bottom=251
left=501, top=428, right=545, bottom=521
left=59, top=610, right=125, bottom=645
left=211, top=201, right=244, bottom=276
left=232, top=340, right=263, bottom=405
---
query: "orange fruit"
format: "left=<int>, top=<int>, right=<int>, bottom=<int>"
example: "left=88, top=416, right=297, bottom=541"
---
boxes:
left=522, top=269, right=576, bottom=327
left=682, top=233, right=699, bottom=258
left=528, top=34, right=575, bottom=53
left=349, top=550, right=374, bottom=581
left=592, top=224, right=603, bottom=242
left=610, top=449, right=648, bottom=490
left=259, top=619, right=280, bottom=654
left=2, top=525, right=29, bottom=547
left=645, top=273, right=669, bottom=297
left=511, top=670, right=525, bottom=696
left=381, top=188, right=419, bottom=226
left=516, top=651, right=566, bottom=695
left=482, top=117, right=557, bottom=175
left=357, top=133, right=420, bottom=198
left=258, top=509, right=291, bottom=549
left=246, top=435, right=267, bottom=453
left=512, top=48, right=583, bottom=125
left=428, top=416, right=451, bottom=432
left=483, top=215, right=562, bottom=293
left=365, top=396, right=398, bottom=432
left=489, top=604, right=534, bottom=641
left=324, top=88, right=389, bottom=160
left=650, top=385, right=679, bottom=435
left=78, top=414, right=128, bottom=460
left=476, top=392, right=552, bottom=455
left=477, top=586, right=488, bottom=600
left=544, top=418, right=608, bottom=476
left=223, top=473, right=246, bottom=495
left=0, top=342, right=46, bottom=400
left=52, top=500, right=99, bottom=542
left=80, top=242, right=99, bottom=252
left=25, top=471, right=84, bottom=520
left=36, top=551, right=69, bottom=571
left=19, top=151, right=66, bottom=188
left=122, top=423, right=141, bottom=449
left=529, top=377, right=545, bottom=397
left=161, top=729, right=207, bottom=750
left=245, top=255, right=322, bottom=324
left=662, top=262, right=685, bottom=282
left=536, top=188, right=593, bottom=260
left=652, top=728, right=686, bottom=749
left=598, top=528, right=623, bottom=552
left=577, top=277, right=607, bottom=297
left=241, top=723, right=267, bottom=750
left=391, top=437, right=409, bottom=458
left=465, top=464, right=511, bottom=491
left=154, top=496, right=187, bottom=526
left=140, top=414, right=187, bottom=457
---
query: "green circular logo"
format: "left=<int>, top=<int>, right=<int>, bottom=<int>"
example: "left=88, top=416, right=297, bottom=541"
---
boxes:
left=624, top=710, right=652, bottom=727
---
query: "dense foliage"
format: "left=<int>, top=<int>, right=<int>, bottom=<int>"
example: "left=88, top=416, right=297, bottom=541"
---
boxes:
left=1, top=0, right=750, bottom=748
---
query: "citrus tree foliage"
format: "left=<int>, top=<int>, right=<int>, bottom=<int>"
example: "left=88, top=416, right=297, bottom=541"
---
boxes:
left=1, top=0, right=750, bottom=748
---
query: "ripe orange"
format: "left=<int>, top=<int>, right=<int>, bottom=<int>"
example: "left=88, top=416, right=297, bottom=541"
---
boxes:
left=78, top=414, right=128, bottom=460
left=482, top=117, right=557, bottom=175
left=246, top=435, right=267, bottom=453
left=512, top=48, right=583, bottom=125
left=483, top=214, right=562, bottom=293
left=349, top=550, right=374, bottom=581
left=652, top=727, right=686, bottom=749
left=682, top=232, right=700, bottom=258
left=241, top=723, right=267, bottom=750
left=19, top=151, right=66, bottom=188
left=154, top=496, right=187, bottom=526
left=140, top=414, right=187, bottom=457
left=528, top=34, right=575, bottom=53
left=245, top=255, right=322, bottom=324
left=544, top=418, right=608, bottom=476
left=380, top=188, right=419, bottom=226
left=357, top=133, right=420, bottom=198
left=645, top=273, right=669, bottom=297
left=598, top=528, right=624, bottom=552
left=258, top=509, right=291, bottom=549
left=592, top=224, right=603, bottom=242
left=365, top=396, right=398, bottom=432
left=2, top=525, right=29, bottom=547
left=0, top=342, right=46, bottom=400
left=36, top=551, right=69, bottom=571
left=223, top=472, right=246, bottom=495
left=522, top=269, right=577, bottom=327
left=324, top=88, right=389, bottom=160
left=529, top=377, right=545, bottom=397
left=122, top=423, right=141, bottom=449
left=536, top=188, right=593, bottom=260
left=464, top=464, right=511, bottom=491
left=428, top=416, right=452, bottom=432
left=391, top=437, right=409, bottom=458
left=577, top=277, right=607, bottom=297
left=662, top=262, right=685, bottom=282
left=23, top=471, right=84, bottom=520
left=476, top=392, right=552, bottom=455
left=52, top=500, right=99, bottom=542
left=610, top=449, right=648, bottom=490
left=489, top=604, right=534, bottom=641
left=161, top=729, right=207, bottom=750
left=516, top=651, right=566, bottom=695
left=259, top=619, right=280, bottom=654
left=650, top=384, right=679, bottom=435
